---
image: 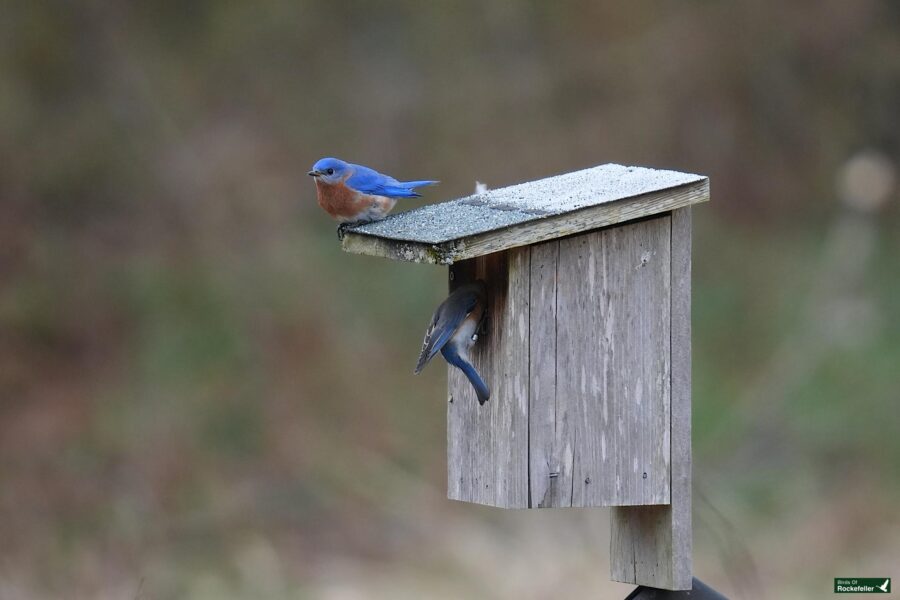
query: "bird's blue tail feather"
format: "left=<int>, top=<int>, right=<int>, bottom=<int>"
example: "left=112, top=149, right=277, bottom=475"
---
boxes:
left=400, top=180, right=438, bottom=189
left=374, top=180, right=437, bottom=198
left=378, top=180, right=438, bottom=198
left=459, top=361, right=490, bottom=405
left=442, top=346, right=490, bottom=405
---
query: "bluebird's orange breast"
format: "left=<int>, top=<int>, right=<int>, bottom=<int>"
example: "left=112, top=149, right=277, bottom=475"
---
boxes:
left=315, top=179, right=397, bottom=224
left=315, top=180, right=370, bottom=222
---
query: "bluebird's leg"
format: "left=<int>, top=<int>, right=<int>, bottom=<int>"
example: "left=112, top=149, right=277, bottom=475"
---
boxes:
left=477, top=311, right=490, bottom=338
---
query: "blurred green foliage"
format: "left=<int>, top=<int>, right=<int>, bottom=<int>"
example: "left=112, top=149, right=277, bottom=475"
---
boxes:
left=1, top=1, right=898, bottom=598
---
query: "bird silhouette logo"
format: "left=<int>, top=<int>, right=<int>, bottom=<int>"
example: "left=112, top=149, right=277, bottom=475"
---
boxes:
left=878, top=579, right=890, bottom=593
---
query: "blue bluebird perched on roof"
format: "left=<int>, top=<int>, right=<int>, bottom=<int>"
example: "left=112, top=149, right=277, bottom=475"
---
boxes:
left=415, top=281, right=490, bottom=405
left=308, top=157, right=438, bottom=238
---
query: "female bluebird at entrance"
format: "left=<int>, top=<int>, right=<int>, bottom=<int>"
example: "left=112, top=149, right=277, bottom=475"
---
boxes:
left=308, top=157, right=437, bottom=237
left=415, top=281, right=490, bottom=405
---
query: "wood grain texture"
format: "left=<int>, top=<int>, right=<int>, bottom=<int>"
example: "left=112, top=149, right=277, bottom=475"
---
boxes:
left=669, top=207, right=693, bottom=588
left=447, top=249, right=530, bottom=508
left=343, top=179, right=709, bottom=265
left=528, top=240, right=567, bottom=508
left=554, top=217, right=671, bottom=507
left=450, top=216, right=673, bottom=509
left=610, top=207, right=692, bottom=590
left=341, top=234, right=445, bottom=264
left=441, top=201, right=696, bottom=589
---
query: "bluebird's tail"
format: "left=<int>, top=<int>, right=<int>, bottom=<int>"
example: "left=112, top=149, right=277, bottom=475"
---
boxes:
left=401, top=180, right=438, bottom=189
left=442, top=346, right=490, bottom=405
left=461, top=361, right=490, bottom=405
left=397, top=180, right=438, bottom=197
left=374, top=180, right=438, bottom=198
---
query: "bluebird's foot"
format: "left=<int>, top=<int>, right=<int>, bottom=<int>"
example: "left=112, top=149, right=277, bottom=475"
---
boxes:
left=336, top=223, right=349, bottom=241
left=478, top=314, right=490, bottom=337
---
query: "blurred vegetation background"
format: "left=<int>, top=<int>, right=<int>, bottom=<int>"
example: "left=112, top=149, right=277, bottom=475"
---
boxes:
left=1, top=1, right=899, bottom=598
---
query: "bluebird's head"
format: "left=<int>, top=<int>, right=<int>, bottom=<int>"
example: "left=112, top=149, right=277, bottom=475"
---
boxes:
left=308, top=157, right=351, bottom=184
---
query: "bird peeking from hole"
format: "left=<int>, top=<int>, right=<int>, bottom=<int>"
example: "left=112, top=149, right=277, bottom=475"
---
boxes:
left=308, top=157, right=438, bottom=239
left=415, top=281, right=490, bottom=405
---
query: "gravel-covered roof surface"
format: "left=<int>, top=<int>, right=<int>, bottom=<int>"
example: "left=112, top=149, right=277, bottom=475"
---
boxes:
left=350, top=164, right=705, bottom=244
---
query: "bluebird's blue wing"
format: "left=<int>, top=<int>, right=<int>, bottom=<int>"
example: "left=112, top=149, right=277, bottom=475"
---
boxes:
left=414, top=284, right=481, bottom=374
left=347, top=164, right=438, bottom=198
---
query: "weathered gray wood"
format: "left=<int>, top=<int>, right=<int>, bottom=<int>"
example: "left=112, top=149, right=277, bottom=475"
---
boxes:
left=341, top=234, right=444, bottom=265
left=611, top=207, right=692, bottom=590
left=342, top=165, right=709, bottom=265
left=528, top=240, right=567, bottom=508
left=669, top=207, right=693, bottom=588
left=611, top=505, right=674, bottom=585
left=450, top=216, right=672, bottom=509
left=556, top=217, right=671, bottom=507
left=447, top=249, right=530, bottom=508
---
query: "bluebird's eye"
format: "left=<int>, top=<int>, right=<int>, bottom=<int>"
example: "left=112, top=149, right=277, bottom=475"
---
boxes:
left=326, top=168, right=334, bottom=175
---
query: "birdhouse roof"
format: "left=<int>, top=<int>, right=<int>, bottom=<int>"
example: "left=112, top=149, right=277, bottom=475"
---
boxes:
left=341, top=163, right=709, bottom=264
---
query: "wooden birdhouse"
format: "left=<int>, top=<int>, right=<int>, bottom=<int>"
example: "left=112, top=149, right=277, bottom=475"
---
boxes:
left=342, top=164, right=709, bottom=591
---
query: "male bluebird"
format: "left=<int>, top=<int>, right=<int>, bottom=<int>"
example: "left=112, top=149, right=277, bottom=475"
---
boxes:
left=415, top=281, right=490, bottom=405
left=308, top=157, right=437, bottom=237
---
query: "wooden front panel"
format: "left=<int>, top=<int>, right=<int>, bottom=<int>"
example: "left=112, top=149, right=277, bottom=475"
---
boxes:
left=447, top=249, right=530, bottom=508
left=532, top=215, right=671, bottom=507
left=448, top=214, right=672, bottom=509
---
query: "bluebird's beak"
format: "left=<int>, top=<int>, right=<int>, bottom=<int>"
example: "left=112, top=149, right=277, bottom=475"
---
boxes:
left=307, top=170, right=320, bottom=177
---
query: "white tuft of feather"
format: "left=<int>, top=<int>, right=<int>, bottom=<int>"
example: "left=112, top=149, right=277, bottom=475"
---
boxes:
left=474, top=181, right=489, bottom=194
